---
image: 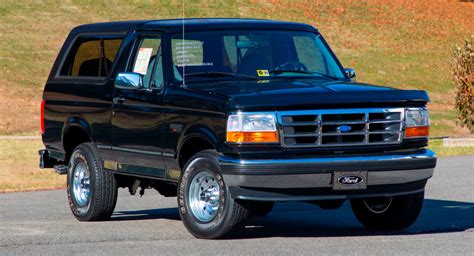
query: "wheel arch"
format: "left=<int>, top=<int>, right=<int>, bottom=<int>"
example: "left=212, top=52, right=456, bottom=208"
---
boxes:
left=62, top=116, right=94, bottom=162
left=177, top=126, right=220, bottom=170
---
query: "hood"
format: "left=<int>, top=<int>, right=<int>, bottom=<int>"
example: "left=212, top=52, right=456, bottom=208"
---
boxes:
left=188, top=79, right=430, bottom=111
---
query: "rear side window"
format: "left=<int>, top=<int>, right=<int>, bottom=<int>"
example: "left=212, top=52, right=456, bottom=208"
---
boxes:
left=59, top=36, right=123, bottom=78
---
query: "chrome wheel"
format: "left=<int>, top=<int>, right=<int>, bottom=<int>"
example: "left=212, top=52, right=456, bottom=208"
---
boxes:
left=363, top=197, right=393, bottom=214
left=188, top=170, right=221, bottom=222
left=72, top=161, right=90, bottom=207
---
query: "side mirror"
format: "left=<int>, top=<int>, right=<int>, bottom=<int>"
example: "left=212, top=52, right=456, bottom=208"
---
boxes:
left=344, top=68, right=356, bottom=79
left=115, top=72, right=144, bottom=89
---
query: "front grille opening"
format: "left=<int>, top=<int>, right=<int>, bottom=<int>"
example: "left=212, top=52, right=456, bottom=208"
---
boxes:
left=322, top=113, right=365, bottom=122
left=369, top=112, right=401, bottom=121
left=283, top=126, right=318, bottom=134
left=369, top=122, right=401, bottom=132
left=285, top=136, right=318, bottom=145
left=322, top=124, right=366, bottom=133
left=291, top=115, right=318, bottom=122
left=283, top=127, right=295, bottom=134
left=322, top=135, right=365, bottom=144
left=281, top=116, right=292, bottom=123
left=369, top=133, right=399, bottom=143
left=293, top=125, right=318, bottom=133
left=279, top=108, right=403, bottom=148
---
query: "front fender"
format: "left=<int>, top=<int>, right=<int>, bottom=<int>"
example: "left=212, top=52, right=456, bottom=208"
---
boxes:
left=179, top=124, right=220, bottom=151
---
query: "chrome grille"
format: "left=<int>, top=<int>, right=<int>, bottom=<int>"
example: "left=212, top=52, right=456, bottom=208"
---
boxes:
left=278, top=108, right=404, bottom=148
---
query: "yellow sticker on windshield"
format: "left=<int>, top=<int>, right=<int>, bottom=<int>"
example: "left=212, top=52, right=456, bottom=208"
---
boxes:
left=257, top=69, right=270, bottom=77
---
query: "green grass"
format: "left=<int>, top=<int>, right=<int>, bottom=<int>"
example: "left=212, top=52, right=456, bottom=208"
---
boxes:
left=429, top=139, right=474, bottom=157
left=0, top=139, right=65, bottom=192
left=0, top=0, right=472, bottom=136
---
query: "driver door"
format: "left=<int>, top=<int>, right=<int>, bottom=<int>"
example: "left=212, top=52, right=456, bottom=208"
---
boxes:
left=110, top=34, right=167, bottom=178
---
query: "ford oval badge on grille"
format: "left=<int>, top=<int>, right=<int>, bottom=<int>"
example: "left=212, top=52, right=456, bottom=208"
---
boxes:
left=338, top=175, right=363, bottom=185
left=336, top=125, right=352, bottom=133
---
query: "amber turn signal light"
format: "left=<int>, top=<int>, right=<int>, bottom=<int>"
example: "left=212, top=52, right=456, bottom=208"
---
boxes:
left=226, top=131, right=279, bottom=143
left=405, top=126, right=429, bottom=138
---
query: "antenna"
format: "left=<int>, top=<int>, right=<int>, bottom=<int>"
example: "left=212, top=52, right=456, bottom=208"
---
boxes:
left=182, top=0, right=185, bottom=87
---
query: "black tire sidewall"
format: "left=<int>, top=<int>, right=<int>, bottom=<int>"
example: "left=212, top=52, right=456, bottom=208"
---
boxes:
left=67, top=146, right=96, bottom=219
left=350, top=192, right=424, bottom=230
left=178, top=155, right=232, bottom=238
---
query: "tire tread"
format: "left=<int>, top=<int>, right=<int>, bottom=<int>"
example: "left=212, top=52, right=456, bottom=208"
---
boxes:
left=68, top=143, right=117, bottom=221
left=179, top=149, right=249, bottom=239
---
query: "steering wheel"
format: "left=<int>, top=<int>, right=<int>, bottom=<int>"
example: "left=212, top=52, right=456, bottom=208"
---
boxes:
left=274, top=61, right=308, bottom=72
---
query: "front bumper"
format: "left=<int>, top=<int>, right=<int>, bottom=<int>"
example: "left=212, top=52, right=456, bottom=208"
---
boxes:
left=220, top=149, right=436, bottom=201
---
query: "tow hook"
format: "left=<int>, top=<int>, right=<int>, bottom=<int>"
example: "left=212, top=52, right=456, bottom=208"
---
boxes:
left=53, top=165, right=68, bottom=175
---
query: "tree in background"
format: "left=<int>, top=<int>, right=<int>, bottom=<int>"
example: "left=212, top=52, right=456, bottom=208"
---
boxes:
left=451, top=36, right=473, bottom=133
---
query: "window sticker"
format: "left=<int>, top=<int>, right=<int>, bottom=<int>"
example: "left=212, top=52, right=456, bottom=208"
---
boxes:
left=257, top=69, right=270, bottom=77
left=133, top=48, right=153, bottom=75
left=173, top=40, right=213, bottom=67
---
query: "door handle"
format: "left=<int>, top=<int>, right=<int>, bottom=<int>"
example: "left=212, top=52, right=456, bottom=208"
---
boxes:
left=113, top=97, right=125, bottom=104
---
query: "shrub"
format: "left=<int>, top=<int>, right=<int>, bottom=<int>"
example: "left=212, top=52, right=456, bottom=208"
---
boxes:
left=451, top=36, right=473, bottom=132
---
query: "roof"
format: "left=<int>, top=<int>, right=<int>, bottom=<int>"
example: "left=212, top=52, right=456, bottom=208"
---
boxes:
left=71, top=18, right=317, bottom=34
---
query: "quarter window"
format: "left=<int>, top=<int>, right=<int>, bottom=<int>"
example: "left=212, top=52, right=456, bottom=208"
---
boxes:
left=60, top=37, right=123, bottom=78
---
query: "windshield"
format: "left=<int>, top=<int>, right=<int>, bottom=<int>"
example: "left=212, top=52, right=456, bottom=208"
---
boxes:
left=171, top=30, right=346, bottom=83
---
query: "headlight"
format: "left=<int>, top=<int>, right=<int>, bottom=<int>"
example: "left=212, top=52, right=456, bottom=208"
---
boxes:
left=226, top=112, right=279, bottom=143
left=405, top=108, right=430, bottom=138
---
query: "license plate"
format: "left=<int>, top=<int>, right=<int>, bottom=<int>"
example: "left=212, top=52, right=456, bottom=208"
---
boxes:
left=332, top=171, right=368, bottom=190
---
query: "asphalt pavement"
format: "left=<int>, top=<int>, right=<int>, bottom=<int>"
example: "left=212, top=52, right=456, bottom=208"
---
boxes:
left=1, top=155, right=473, bottom=255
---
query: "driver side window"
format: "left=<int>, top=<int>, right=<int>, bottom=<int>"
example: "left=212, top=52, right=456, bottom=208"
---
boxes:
left=131, top=37, right=163, bottom=89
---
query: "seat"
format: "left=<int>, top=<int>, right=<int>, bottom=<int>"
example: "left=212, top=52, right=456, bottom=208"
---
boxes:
left=78, top=58, right=112, bottom=77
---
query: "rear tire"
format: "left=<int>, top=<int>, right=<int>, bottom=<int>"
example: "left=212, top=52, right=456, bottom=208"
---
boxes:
left=350, top=192, right=424, bottom=230
left=67, top=143, right=118, bottom=221
left=178, top=150, right=249, bottom=239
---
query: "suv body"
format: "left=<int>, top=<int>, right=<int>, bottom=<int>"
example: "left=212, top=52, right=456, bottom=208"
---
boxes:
left=40, top=19, right=436, bottom=238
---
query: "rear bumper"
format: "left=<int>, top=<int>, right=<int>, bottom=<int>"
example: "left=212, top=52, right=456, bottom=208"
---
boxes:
left=219, top=149, right=436, bottom=201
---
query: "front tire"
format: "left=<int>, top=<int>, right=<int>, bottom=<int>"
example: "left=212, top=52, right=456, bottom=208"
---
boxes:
left=350, top=192, right=424, bottom=230
left=178, top=150, right=249, bottom=239
left=67, top=143, right=118, bottom=221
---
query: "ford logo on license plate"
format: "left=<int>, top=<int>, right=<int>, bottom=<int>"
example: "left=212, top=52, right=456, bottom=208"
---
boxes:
left=333, top=171, right=367, bottom=190
left=337, top=175, right=363, bottom=185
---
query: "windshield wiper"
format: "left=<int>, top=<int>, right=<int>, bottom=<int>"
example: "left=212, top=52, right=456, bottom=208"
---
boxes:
left=269, top=70, right=340, bottom=80
left=184, top=72, right=257, bottom=80
left=311, top=72, right=341, bottom=80
left=269, top=69, right=314, bottom=75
